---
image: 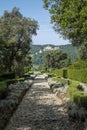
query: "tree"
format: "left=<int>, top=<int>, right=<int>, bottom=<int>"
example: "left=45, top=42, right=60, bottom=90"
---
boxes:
left=43, top=0, right=87, bottom=46
left=0, top=7, right=38, bottom=75
left=45, top=51, right=71, bottom=70
left=79, top=42, right=87, bottom=60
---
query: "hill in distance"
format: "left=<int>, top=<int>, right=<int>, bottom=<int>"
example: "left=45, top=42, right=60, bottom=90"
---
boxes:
left=30, top=44, right=79, bottom=61
left=30, top=44, right=80, bottom=70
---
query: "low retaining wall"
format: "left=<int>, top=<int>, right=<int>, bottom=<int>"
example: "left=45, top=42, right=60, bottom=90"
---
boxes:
left=0, top=80, right=32, bottom=130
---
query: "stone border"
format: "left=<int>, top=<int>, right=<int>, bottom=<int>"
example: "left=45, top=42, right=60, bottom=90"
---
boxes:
left=0, top=80, right=33, bottom=130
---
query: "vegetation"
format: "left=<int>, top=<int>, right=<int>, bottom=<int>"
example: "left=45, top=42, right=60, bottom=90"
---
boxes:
left=32, top=51, right=49, bottom=70
left=47, top=60, right=87, bottom=83
left=46, top=59, right=87, bottom=109
left=6, top=78, right=25, bottom=85
left=0, top=7, right=38, bottom=76
left=31, top=44, right=79, bottom=70
left=0, top=81, right=7, bottom=91
left=59, top=44, right=79, bottom=62
left=0, top=72, right=15, bottom=81
left=67, top=80, right=87, bottom=108
left=0, top=81, right=7, bottom=99
left=79, top=43, right=87, bottom=60
left=0, top=7, right=38, bottom=98
left=45, top=50, right=71, bottom=70
left=43, top=0, right=87, bottom=46
left=30, top=44, right=44, bottom=54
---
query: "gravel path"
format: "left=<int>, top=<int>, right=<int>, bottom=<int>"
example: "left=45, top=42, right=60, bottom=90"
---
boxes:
left=4, top=74, right=84, bottom=130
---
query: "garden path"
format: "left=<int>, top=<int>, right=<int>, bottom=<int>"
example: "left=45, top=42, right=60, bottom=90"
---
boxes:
left=5, top=74, right=84, bottom=130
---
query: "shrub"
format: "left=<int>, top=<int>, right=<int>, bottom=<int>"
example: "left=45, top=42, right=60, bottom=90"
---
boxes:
left=47, top=69, right=63, bottom=78
left=0, top=72, right=15, bottom=81
left=0, top=81, right=7, bottom=99
left=68, top=69, right=87, bottom=83
left=63, top=69, right=67, bottom=78
left=67, top=80, right=87, bottom=108
left=6, top=78, right=24, bottom=85
left=24, top=66, right=30, bottom=73
left=79, top=95, right=87, bottom=108
left=0, top=81, right=7, bottom=90
left=69, top=60, right=87, bottom=69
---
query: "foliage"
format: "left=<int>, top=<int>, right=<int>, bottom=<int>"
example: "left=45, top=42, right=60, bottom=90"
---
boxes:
left=67, top=80, right=87, bottom=108
left=6, top=78, right=24, bottom=85
left=63, top=69, right=67, bottom=78
left=59, top=44, right=79, bottom=62
left=69, top=60, right=87, bottom=69
left=32, top=50, right=52, bottom=70
left=0, top=81, right=7, bottom=90
left=0, top=72, right=15, bottom=81
left=31, top=44, right=79, bottom=71
left=0, top=7, right=38, bottom=76
left=45, top=50, right=71, bottom=70
left=79, top=43, right=87, bottom=60
left=30, top=44, right=44, bottom=54
left=52, top=76, right=68, bottom=85
left=47, top=68, right=63, bottom=77
left=43, top=0, right=87, bottom=46
left=0, top=81, right=7, bottom=99
left=68, top=69, right=87, bottom=83
left=47, top=60, right=87, bottom=83
left=68, top=60, right=87, bottom=82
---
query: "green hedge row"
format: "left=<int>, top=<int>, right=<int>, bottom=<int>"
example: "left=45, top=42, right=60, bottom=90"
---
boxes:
left=0, top=81, right=7, bottom=99
left=67, top=80, right=87, bottom=108
left=0, top=81, right=7, bottom=90
left=48, top=69, right=63, bottom=77
left=0, top=72, right=15, bottom=81
left=48, top=68, right=87, bottom=83
left=69, top=60, right=87, bottom=69
left=6, top=78, right=25, bottom=85
left=68, top=69, right=87, bottom=83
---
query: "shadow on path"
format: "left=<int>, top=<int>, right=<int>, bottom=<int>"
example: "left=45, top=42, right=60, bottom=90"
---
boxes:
left=5, top=74, right=84, bottom=130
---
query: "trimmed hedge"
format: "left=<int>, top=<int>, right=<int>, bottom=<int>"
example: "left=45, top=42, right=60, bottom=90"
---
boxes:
left=48, top=68, right=87, bottom=83
left=0, top=81, right=7, bottom=99
left=67, top=80, right=87, bottom=108
left=6, top=78, right=25, bottom=85
left=69, top=60, right=87, bottom=69
left=63, top=69, right=67, bottom=78
left=68, top=69, right=87, bottom=83
left=0, top=72, right=15, bottom=81
left=48, top=69, right=63, bottom=77
left=68, top=60, right=87, bottom=83
left=0, top=81, right=7, bottom=90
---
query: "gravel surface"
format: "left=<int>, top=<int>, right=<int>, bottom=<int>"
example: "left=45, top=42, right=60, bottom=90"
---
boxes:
left=4, top=74, right=84, bottom=130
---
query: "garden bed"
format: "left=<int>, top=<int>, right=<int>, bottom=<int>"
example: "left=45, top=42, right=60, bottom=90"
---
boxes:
left=0, top=79, right=33, bottom=130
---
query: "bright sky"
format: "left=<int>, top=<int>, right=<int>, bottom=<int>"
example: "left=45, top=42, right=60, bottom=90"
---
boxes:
left=0, top=0, right=70, bottom=45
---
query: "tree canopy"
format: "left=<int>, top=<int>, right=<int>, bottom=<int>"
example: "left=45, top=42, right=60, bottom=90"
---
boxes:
left=45, top=51, right=71, bottom=70
left=0, top=7, right=38, bottom=75
left=43, top=0, right=87, bottom=46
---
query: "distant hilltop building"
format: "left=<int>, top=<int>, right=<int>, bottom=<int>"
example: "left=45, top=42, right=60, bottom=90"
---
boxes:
left=43, top=45, right=59, bottom=51
left=43, top=45, right=53, bottom=51
left=33, top=45, right=60, bottom=56
left=39, top=50, right=42, bottom=53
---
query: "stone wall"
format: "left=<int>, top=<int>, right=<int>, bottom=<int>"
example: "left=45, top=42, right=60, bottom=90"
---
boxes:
left=0, top=80, right=32, bottom=130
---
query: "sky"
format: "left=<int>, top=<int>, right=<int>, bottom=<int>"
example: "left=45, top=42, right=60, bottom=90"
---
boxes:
left=0, top=0, right=70, bottom=45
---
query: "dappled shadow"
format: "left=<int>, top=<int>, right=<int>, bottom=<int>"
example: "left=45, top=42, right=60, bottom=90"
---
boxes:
left=33, top=79, right=47, bottom=83
left=5, top=76, right=84, bottom=130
